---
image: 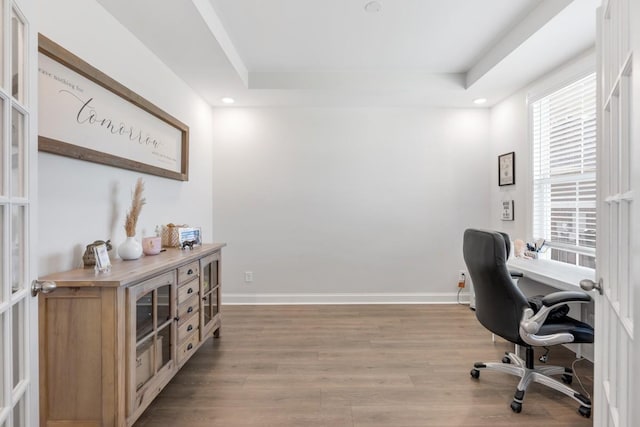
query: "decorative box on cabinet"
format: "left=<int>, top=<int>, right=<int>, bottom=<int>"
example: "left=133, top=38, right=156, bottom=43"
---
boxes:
left=37, top=244, right=225, bottom=427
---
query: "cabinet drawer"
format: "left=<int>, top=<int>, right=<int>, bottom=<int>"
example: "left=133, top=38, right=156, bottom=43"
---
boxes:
left=178, top=261, right=199, bottom=285
left=177, top=294, right=199, bottom=325
left=177, top=314, right=198, bottom=342
left=177, top=332, right=199, bottom=364
left=177, top=279, right=198, bottom=303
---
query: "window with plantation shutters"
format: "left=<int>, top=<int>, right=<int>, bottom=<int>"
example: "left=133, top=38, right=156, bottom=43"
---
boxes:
left=531, top=73, right=596, bottom=269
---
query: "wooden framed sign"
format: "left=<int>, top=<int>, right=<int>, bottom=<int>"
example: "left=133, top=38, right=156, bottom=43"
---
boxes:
left=37, top=34, right=189, bottom=181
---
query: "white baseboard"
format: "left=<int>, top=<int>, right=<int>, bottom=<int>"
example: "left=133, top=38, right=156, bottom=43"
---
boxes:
left=222, top=292, right=471, bottom=305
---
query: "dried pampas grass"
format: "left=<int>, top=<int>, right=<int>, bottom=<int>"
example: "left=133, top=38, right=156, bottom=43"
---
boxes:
left=124, top=178, right=146, bottom=237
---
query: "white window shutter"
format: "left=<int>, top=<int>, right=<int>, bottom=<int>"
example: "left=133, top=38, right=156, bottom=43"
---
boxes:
left=532, top=73, right=597, bottom=268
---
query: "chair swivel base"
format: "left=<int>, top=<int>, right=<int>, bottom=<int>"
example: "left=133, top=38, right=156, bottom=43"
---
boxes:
left=469, top=349, right=591, bottom=418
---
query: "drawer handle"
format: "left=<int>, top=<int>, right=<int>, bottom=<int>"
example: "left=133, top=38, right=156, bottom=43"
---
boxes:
left=187, top=324, right=193, bottom=332
left=187, top=343, right=193, bottom=351
left=187, top=287, right=194, bottom=294
left=174, top=316, right=180, bottom=322
left=187, top=269, right=194, bottom=275
left=187, top=306, right=193, bottom=313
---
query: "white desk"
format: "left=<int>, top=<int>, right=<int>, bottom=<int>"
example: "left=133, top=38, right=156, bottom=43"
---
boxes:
left=506, top=257, right=595, bottom=360
left=507, top=257, right=595, bottom=293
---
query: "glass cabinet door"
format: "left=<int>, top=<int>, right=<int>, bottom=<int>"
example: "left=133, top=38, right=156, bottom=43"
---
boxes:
left=129, top=272, right=175, bottom=395
left=200, top=252, right=221, bottom=338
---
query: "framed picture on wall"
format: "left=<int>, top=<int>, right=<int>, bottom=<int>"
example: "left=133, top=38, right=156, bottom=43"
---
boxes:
left=498, top=152, right=515, bottom=186
left=501, top=200, right=514, bottom=221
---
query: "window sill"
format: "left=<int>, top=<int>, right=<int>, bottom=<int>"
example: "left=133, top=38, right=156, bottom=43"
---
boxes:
left=507, top=257, right=595, bottom=292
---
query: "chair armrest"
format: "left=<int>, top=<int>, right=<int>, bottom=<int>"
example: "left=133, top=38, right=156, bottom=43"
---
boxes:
left=542, top=290, right=591, bottom=306
left=509, top=270, right=524, bottom=278
left=519, top=291, right=592, bottom=346
left=519, top=308, right=575, bottom=346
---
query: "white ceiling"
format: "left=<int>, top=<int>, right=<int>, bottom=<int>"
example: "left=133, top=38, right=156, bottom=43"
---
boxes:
left=96, top=0, right=599, bottom=108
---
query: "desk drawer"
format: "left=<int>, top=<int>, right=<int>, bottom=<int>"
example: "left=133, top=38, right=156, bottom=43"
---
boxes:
left=178, top=261, right=199, bottom=285
left=177, top=294, right=199, bottom=326
left=178, top=279, right=198, bottom=303
left=177, top=332, right=199, bottom=365
left=177, top=313, right=198, bottom=342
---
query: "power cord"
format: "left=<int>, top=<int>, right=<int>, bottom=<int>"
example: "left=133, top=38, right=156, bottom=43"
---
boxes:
left=537, top=350, right=590, bottom=398
left=456, top=287, right=464, bottom=305
left=571, top=357, right=591, bottom=399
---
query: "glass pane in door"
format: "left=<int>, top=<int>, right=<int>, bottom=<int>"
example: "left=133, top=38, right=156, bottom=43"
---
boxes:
left=136, top=291, right=153, bottom=341
left=11, top=108, right=25, bottom=198
left=157, top=324, right=172, bottom=370
left=135, top=336, right=153, bottom=391
left=212, top=288, right=219, bottom=315
left=0, top=313, right=5, bottom=408
left=12, top=299, right=24, bottom=389
left=202, top=262, right=210, bottom=293
left=211, top=260, right=218, bottom=288
left=203, top=294, right=211, bottom=325
left=0, top=98, right=4, bottom=194
left=156, top=284, right=171, bottom=326
left=0, top=1, right=3, bottom=88
left=11, top=8, right=24, bottom=103
left=10, top=205, right=24, bottom=294
left=0, top=205, right=4, bottom=302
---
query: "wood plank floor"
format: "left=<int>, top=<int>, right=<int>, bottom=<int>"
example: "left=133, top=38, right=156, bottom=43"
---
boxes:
left=134, top=304, right=594, bottom=427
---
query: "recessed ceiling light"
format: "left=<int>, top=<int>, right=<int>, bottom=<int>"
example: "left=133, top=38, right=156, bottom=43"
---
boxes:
left=221, top=97, right=235, bottom=104
left=473, top=98, right=487, bottom=105
left=364, top=1, right=381, bottom=13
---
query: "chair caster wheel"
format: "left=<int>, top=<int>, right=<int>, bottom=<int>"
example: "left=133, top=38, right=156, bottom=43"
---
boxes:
left=470, top=369, right=480, bottom=379
left=578, top=406, right=591, bottom=418
left=561, top=374, right=573, bottom=384
left=502, top=356, right=511, bottom=364
left=510, top=401, right=522, bottom=413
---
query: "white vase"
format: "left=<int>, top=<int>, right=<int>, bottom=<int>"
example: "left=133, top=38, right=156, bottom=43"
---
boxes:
left=118, top=236, right=143, bottom=260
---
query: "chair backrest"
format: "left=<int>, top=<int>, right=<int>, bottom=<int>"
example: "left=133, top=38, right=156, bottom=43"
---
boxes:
left=463, top=229, right=530, bottom=344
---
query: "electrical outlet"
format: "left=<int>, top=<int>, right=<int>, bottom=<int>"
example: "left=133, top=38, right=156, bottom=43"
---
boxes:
left=458, top=270, right=466, bottom=288
left=244, top=271, right=254, bottom=283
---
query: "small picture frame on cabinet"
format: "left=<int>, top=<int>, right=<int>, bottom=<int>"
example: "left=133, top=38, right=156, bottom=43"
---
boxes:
left=501, top=200, right=514, bottom=221
left=93, top=243, right=112, bottom=273
left=498, top=152, right=515, bottom=186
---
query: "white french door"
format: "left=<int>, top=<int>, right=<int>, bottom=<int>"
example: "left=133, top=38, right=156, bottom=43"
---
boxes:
left=594, top=1, right=637, bottom=426
left=0, top=0, right=37, bottom=425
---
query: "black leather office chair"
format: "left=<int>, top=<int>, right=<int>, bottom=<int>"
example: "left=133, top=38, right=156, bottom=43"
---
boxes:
left=462, top=229, right=594, bottom=417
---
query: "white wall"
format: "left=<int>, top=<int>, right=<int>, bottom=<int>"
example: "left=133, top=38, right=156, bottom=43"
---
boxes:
left=212, top=107, right=491, bottom=304
left=37, top=0, right=215, bottom=275
left=489, top=88, right=529, bottom=241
